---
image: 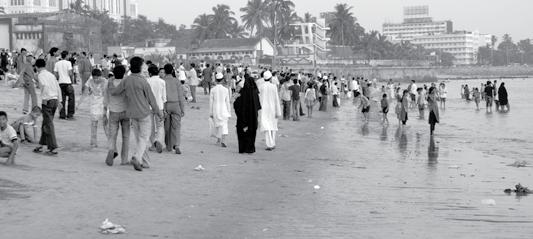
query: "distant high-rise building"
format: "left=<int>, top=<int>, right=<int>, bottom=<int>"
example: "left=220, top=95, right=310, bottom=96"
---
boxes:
left=382, top=5, right=453, bottom=42
left=0, top=0, right=138, bottom=20
left=411, top=31, right=492, bottom=65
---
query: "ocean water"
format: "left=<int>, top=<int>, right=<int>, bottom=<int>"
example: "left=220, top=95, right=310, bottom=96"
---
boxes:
left=317, top=78, right=533, bottom=238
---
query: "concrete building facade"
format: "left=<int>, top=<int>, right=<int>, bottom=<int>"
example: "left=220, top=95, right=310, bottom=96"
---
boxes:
left=411, top=31, right=492, bottom=65
left=383, top=5, right=453, bottom=42
left=0, top=0, right=137, bottom=20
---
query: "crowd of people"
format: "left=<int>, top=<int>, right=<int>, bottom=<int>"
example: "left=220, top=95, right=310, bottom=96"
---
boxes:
left=460, top=80, right=510, bottom=112
left=0, top=47, right=512, bottom=169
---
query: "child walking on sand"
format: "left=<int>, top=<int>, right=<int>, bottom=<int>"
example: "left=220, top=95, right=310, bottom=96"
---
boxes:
left=304, top=82, right=317, bottom=118
left=85, top=69, right=108, bottom=147
left=381, top=94, right=389, bottom=125
left=11, top=106, right=41, bottom=144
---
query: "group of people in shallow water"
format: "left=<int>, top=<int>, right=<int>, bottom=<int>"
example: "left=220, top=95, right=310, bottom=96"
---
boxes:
left=460, top=79, right=510, bottom=113
left=0, top=48, right=512, bottom=169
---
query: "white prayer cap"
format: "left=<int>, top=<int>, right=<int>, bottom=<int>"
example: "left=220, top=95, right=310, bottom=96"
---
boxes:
left=215, top=72, right=224, bottom=80
left=263, top=71, right=272, bottom=80
left=323, top=75, right=328, bottom=80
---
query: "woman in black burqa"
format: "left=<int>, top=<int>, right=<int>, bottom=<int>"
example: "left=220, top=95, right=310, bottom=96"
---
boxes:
left=498, top=82, right=510, bottom=112
left=234, top=74, right=261, bottom=154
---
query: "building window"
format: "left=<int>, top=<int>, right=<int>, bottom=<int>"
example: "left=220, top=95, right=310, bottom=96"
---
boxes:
left=49, top=0, right=56, bottom=7
left=11, top=0, right=25, bottom=6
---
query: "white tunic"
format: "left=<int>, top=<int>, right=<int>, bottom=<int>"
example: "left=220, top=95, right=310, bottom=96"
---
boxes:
left=209, top=85, right=231, bottom=127
left=258, top=81, right=282, bottom=132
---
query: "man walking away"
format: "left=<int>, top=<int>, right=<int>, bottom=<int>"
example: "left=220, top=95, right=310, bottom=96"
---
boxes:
left=146, top=64, right=167, bottom=154
left=104, top=65, right=130, bottom=166
left=162, top=64, right=185, bottom=154
left=54, top=51, right=75, bottom=120
left=109, top=57, right=162, bottom=172
left=79, top=52, right=93, bottom=94
left=258, top=71, right=282, bottom=151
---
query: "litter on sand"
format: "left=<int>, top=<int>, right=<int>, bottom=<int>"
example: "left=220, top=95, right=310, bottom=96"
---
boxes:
left=314, top=185, right=321, bottom=190
left=504, top=184, right=532, bottom=194
left=481, top=199, right=496, bottom=206
left=99, top=219, right=126, bottom=234
left=194, top=165, right=205, bottom=171
left=507, top=160, right=528, bottom=168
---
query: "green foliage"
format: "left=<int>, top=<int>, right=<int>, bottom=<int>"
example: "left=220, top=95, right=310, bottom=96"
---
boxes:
left=478, top=35, right=533, bottom=66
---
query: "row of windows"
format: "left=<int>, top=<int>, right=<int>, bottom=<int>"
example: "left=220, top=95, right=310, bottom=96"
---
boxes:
left=189, top=51, right=254, bottom=57
left=15, top=32, right=42, bottom=40
left=9, top=0, right=56, bottom=7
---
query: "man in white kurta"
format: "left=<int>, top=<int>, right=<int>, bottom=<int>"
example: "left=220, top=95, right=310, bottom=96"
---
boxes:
left=258, top=71, right=282, bottom=150
left=209, top=73, right=231, bottom=148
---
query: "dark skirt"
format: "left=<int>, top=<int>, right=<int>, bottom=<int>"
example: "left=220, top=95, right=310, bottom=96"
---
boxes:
left=237, top=126, right=257, bottom=154
left=429, top=111, right=439, bottom=125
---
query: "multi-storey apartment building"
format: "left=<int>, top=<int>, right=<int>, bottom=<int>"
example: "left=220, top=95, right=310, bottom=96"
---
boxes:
left=0, top=0, right=138, bottom=20
left=383, top=6, right=453, bottom=42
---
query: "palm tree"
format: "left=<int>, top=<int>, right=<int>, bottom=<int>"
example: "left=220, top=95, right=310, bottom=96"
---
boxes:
left=302, top=12, right=316, bottom=23
left=229, top=22, right=249, bottom=38
left=265, top=0, right=295, bottom=43
left=490, top=35, right=497, bottom=65
left=240, top=0, right=268, bottom=37
left=192, top=14, right=213, bottom=42
left=210, top=4, right=238, bottom=39
left=330, top=3, right=357, bottom=46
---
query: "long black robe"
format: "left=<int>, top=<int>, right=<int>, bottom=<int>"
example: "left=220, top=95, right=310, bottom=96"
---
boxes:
left=234, top=75, right=261, bottom=154
left=498, top=85, right=508, bottom=106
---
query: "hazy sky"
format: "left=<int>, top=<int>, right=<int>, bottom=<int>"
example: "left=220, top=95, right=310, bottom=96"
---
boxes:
left=139, top=0, right=533, bottom=41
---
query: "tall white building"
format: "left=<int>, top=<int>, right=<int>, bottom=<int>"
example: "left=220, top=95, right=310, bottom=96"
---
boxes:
left=383, top=6, right=453, bottom=42
left=0, top=0, right=138, bottom=20
left=284, top=18, right=330, bottom=57
left=411, top=31, right=492, bottom=65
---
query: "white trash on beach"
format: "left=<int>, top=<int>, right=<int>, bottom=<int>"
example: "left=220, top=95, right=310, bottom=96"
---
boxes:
left=194, top=165, right=205, bottom=171
left=314, top=185, right=321, bottom=190
left=481, top=199, right=496, bottom=206
left=99, top=219, right=126, bottom=234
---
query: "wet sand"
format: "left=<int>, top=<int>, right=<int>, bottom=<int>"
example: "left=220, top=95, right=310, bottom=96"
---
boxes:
left=0, top=82, right=532, bottom=238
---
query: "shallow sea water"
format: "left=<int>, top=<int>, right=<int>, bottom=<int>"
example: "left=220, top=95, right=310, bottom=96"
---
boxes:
left=317, top=78, right=533, bottom=238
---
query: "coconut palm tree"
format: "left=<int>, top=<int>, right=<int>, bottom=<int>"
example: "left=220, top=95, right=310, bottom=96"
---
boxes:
left=265, top=0, right=295, bottom=44
left=330, top=3, right=358, bottom=46
left=302, top=12, right=316, bottom=23
left=240, top=0, right=268, bottom=37
left=210, top=4, right=238, bottom=39
left=229, top=22, right=249, bottom=38
left=192, top=14, right=213, bottom=42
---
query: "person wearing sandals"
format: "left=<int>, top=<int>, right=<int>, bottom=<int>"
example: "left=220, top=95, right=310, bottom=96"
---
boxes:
left=33, top=59, right=62, bottom=156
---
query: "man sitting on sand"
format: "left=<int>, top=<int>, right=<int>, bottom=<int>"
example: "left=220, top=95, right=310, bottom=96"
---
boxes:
left=0, top=111, right=19, bottom=165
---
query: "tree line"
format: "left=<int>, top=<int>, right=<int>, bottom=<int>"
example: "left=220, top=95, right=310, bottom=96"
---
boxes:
left=478, top=34, right=533, bottom=66
left=73, top=0, right=527, bottom=66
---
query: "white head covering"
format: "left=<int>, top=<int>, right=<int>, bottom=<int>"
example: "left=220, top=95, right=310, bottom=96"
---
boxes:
left=215, top=72, right=224, bottom=80
left=263, top=71, right=272, bottom=80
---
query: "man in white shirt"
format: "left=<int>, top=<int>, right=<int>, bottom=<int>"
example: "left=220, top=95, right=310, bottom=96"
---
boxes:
left=54, top=51, right=75, bottom=120
left=34, top=59, right=62, bottom=155
left=188, top=63, right=199, bottom=103
left=146, top=64, right=167, bottom=154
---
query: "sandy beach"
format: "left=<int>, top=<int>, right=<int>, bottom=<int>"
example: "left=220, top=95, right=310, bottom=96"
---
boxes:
left=1, top=81, right=532, bottom=239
